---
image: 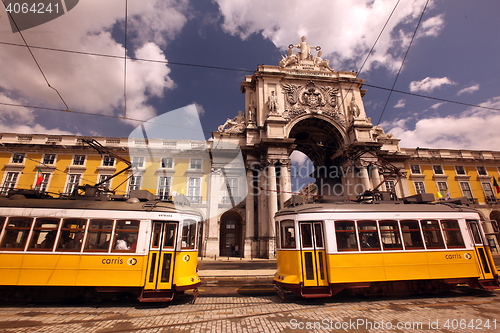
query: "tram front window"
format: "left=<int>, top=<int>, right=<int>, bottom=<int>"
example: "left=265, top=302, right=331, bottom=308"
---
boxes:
left=280, top=220, right=296, bottom=248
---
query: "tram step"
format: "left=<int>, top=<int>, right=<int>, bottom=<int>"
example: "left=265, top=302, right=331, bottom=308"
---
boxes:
left=138, top=290, right=174, bottom=302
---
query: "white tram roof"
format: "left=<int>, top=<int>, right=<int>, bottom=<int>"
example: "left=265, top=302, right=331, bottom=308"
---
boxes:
left=0, top=197, right=202, bottom=217
left=276, top=202, right=478, bottom=217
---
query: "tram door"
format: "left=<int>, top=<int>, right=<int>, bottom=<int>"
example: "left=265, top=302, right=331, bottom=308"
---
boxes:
left=466, top=220, right=495, bottom=280
left=144, top=222, right=177, bottom=290
left=299, top=221, right=328, bottom=287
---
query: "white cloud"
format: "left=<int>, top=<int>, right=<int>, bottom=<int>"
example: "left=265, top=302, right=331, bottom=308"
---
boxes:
left=215, top=0, right=441, bottom=72
left=419, top=14, right=445, bottom=37
left=0, top=93, right=74, bottom=135
left=383, top=97, right=500, bottom=150
left=457, top=84, right=480, bottom=96
left=394, top=99, right=406, bottom=108
left=0, top=0, right=189, bottom=134
left=430, top=102, right=445, bottom=109
left=409, top=77, right=456, bottom=93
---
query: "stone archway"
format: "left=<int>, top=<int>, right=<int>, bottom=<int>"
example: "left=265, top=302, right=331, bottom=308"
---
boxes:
left=287, top=116, right=346, bottom=199
left=219, top=210, right=243, bottom=257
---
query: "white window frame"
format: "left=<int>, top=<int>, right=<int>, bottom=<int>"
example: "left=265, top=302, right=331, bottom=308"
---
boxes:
left=12, top=153, right=25, bottom=164
left=414, top=181, right=426, bottom=194
left=132, top=157, right=145, bottom=168
left=102, top=155, right=115, bottom=167
left=157, top=176, right=171, bottom=200
left=190, top=158, right=202, bottom=170
left=455, top=165, right=466, bottom=175
left=128, top=175, right=142, bottom=193
left=72, top=155, right=86, bottom=166
left=410, top=165, right=421, bottom=174
left=477, top=166, right=487, bottom=176
left=42, top=154, right=56, bottom=165
left=187, top=177, right=201, bottom=203
left=35, top=172, right=51, bottom=192
left=432, top=165, right=444, bottom=175
left=161, top=157, right=174, bottom=169
left=2, top=172, right=19, bottom=194
left=436, top=181, right=448, bottom=195
left=66, top=174, right=81, bottom=195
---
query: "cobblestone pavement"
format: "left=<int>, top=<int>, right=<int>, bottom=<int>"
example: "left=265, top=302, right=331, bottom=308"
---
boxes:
left=0, top=287, right=499, bottom=333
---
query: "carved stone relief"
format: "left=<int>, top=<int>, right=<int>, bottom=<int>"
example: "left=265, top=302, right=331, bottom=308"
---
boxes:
left=280, top=81, right=345, bottom=126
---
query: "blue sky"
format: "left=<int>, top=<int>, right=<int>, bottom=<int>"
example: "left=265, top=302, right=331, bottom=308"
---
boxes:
left=1, top=0, right=500, bottom=151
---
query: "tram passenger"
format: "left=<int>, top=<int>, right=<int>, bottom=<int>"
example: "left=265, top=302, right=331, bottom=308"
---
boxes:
left=285, top=231, right=295, bottom=247
left=41, top=231, right=56, bottom=249
left=65, top=232, right=83, bottom=250
left=115, top=233, right=130, bottom=250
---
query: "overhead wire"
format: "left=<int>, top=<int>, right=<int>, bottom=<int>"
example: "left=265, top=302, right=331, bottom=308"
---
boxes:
left=1, top=0, right=69, bottom=110
left=376, top=0, right=430, bottom=125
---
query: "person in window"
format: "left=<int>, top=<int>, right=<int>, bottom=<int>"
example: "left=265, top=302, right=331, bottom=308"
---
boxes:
left=285, top=231, right=295, bottom=247
left=65, top=232, right=83, bottom=250
left=115, top=233, right=130, bottom=250
left=41, top=231, right=56, bottom=249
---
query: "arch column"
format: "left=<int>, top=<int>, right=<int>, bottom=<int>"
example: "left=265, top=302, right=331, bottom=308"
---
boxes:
left=244, top=168, right=255, bottom=258
left=266, top=160, right=278, bottom=258
left=279, top=159, right=292, bottom=208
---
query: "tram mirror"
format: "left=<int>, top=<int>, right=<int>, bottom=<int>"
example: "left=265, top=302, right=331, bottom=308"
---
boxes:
left=128, top=104, right=247, bottom=217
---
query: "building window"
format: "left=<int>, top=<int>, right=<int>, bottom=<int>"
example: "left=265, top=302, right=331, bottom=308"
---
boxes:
left=98, top=175, right=112, bottom=190
left=477, top=166, right=487, bottom=176
left=2, top=172, right=19, bottom=194
left=223, top=178, right=239, bottom=203
left=73, top=155, right=85, bottom=166
left=66, top=174, right=81, bottom=195
left=414, top=181, right=426, bottom=194
left=459, top=182, right=474, bottom=203
left=482, top=182, right=496, bottom=203
left=385, top=180, right=395, bottom=192
left=187, top=177, right=201, bottom=203
left=157, top=176, right=171, bottom=200
left=410, top=165, right=421, bottom=174
left=102, top=155, right=115, bottom=167
left=43, top=154, right=56, bottom=165
left=455, top=166, right=466, bottom=175
left=433, top=165, right=444, bottom=175
left=12, top=153, right=25, bottom=164
left=128, top=176, right=142, bottom=193
left=36, top=173, right=51, bottom=192
left=190, top=158, right=202, bottom=170
left=132, top=157, right=145, bottom=168
left=437, top=181, right=448, bottom=195
left=161, top=158, right=173, bottom=169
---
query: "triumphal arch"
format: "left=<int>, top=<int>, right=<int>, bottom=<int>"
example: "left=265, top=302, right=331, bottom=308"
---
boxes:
left=212, top=37, right=406, bottom=258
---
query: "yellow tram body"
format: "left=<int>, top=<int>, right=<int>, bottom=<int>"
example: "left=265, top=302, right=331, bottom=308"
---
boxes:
left=274, top=202, right=500, bottom=298
left=0, top=194, right=203, bottom=302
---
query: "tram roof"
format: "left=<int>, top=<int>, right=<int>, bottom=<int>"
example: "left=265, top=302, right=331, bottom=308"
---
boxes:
left=276, top=202, right=478, bottom=217
left=0, top=197, right=202, bottom=216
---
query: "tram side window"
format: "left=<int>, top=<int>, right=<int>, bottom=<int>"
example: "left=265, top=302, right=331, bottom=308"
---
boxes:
left=379, top=220, right=403, bottom=250
left=400, top=220, right=424, bottom=249
left=441, top=220, right=465, bottom=248
left=420, top=220, right=445, bottom=249
left=28, top=218, right=60, bottom=251
left=57, top=218, right=87, bottom=251
left=0, top=216, right=5, bottom=234
left=335, top=221, right=358, bottom=251
left=0, top=217, right=33, bottom=250
left=358, top=221, right=381, bottom=251
left=280, top=220, right=296, bottom=248
left=181, top=220, right=197, bottom=249
left=85, top=219, right=113, bottom=252
left=112, top=220, right=140, bottom=252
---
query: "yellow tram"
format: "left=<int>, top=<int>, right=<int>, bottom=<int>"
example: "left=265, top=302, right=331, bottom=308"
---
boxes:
left=0, top=190, right=203, bottom=302
left=274, top=196, right=500, bottom=299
